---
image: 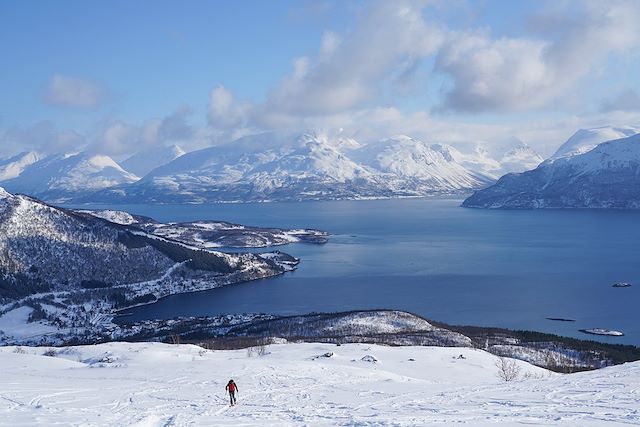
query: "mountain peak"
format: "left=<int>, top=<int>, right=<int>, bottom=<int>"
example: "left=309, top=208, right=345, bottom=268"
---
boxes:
left=1, top=151, right=139, bottom=201
left=0, top=186, right=11, bottom=200
left=548, top=126, right=640, bottom=162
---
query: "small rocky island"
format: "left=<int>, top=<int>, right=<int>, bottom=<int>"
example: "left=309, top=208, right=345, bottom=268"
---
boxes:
left=612, top=282, right=632, bottom=288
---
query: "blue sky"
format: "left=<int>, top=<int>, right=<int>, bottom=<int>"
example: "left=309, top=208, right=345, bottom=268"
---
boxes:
left=1, top=0, right=640, bottom=157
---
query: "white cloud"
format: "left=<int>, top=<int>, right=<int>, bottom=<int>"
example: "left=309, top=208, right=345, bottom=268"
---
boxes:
left=263, top=0, right=444, bottom=116
left=0, top=121, right=84, bottom=157
left=208, top=85, right=252, bottom=129
left=7, top=1, right=640, bottom=162
left=44, top=74, right=107, bottom=109
left=140, top=106, right=194, bottom=146
left=435, top=0, right=640, bottom=112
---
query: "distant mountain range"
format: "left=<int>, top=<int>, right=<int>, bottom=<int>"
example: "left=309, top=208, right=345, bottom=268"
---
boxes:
left=0, top=152, right=139, bottom=202
left=0, top=131, right=545, bottom=203
left=463, top=126, right=640, bottom=209
left=102, top=133, right=498, bottom=203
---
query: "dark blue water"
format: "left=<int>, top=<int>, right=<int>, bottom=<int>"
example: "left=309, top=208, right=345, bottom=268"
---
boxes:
left=69, top=199, right=640, bottom=345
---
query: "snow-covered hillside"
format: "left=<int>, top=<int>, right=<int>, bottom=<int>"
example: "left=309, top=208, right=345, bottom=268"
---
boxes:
left=0, top=151, right=41, bottom=181
left=547, top=126, right=640, bottom=162
left=1, top=152, right=139, bottom=202
left=122, top=144, right=186, bottom=177
left=77, top=208, right=328, bottom=248
left=1, top=341, right=638, bottom=426
left=351, top=135, right=490, bottom=191
left=92, top=132, right=493, bottom=203
left=0, top=187, right=293, bottom=343
left=463, top=127, right=640, bottom=209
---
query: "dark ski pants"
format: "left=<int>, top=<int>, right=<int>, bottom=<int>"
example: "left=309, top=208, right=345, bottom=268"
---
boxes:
left=229, top=391, right=236, bottom=405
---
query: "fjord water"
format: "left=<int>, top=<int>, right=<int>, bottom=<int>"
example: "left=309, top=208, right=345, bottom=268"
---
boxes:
left=92, top=199, right=639, bottom=344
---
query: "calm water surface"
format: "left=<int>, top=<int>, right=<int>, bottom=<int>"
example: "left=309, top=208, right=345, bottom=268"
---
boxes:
left=69, top=199, right=640, bottom=345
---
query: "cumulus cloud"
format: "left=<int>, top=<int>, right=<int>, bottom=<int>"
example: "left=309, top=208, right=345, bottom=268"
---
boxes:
left=263, top=0, right=444, bottom=117
left=0, top=106, right=198, bottom=159
left=139, top=106, right=194, bottom=147
left=0, top=121, right=84, bottom=157
left=7, top=1, right=639, bottom=161
left=208, top=85, right=253, bottom=129
left=86, top=108, right=196, bottom=157
left=435, top=0, right=640, bottom=112
left=44, top=74, right=108, bottom=109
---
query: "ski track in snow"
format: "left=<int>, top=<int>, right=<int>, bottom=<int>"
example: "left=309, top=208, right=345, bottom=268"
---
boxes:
left=0, top=342, right=639, bottom=426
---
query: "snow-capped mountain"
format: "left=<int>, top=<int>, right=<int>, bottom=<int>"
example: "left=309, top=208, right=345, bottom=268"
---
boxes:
left=0, top=151, right=41, bottom=181
left=450, top=139, right=543, bottom=179
left=121, top=144, right=186, bottom=177
left=91, top=132, right=493, bottom=203
left=547, top=126, right=639, bottom=162
left=463, top=127, right=640, bottom=209
left=1, top=152, right=139, bottom=202
left=352, top=136, right=490, bottom=190
left=496, top=138, right=544, bottom=173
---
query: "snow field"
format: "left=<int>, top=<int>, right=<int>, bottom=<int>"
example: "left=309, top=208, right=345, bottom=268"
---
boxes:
left=1, top=342, right=639, bottom=426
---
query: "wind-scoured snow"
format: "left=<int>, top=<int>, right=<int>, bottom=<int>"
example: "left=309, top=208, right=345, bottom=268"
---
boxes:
left=1, top=342, right=638, bottom=426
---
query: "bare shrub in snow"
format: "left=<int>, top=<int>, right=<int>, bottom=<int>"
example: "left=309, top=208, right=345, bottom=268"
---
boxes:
left=496, top=357, right=520, bottom=382
left=13, top=347, right=26, bottom=354
left=43, top=348, right=57, bottom=357
left=247, top=344, right=267, bottom=357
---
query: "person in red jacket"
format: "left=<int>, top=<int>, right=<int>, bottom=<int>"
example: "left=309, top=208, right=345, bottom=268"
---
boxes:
left=226, top=379, right=238, bottom=406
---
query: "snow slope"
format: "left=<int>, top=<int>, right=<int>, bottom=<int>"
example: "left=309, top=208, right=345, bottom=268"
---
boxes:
left=1, top=152, right=139, bottom=201
left=352, top=136, right=491, bottom=191
left=0, top=151, right=41, bottom=181
left=1, top=342, right=638, bottom=426
left=548, top=126, right=639, bottom=162
left=122, top=144, right=186, bottom=177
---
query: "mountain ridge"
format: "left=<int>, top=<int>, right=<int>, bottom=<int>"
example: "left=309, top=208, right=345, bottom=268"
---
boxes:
left=463, top=127, right=640, bottom=209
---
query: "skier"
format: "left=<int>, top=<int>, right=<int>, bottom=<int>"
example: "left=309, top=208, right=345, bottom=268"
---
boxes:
left=226, top=379, right=238, bottom=406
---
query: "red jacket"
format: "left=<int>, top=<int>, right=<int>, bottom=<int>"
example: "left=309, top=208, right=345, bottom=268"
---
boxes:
left=226, top=381, right=237, bottom=392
